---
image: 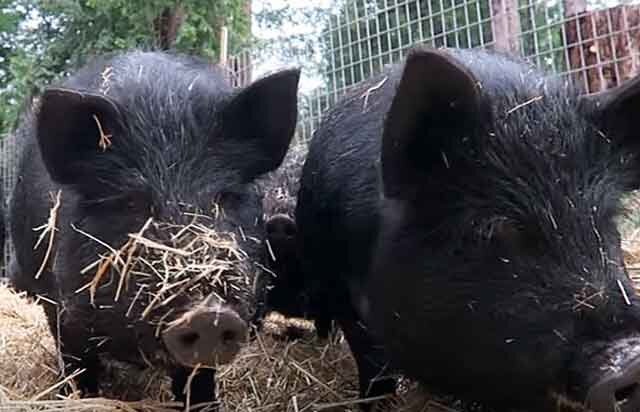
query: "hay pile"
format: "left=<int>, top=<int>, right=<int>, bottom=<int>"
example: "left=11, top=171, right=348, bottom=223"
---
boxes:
left=0, top=285, right=175, bottom=411
left=0, top=285, right=59, bottom=403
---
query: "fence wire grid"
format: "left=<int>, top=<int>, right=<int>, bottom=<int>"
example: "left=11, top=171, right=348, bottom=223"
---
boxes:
left=229, top=0, right=640, bottom=142
left=2, top=0, right=640, bottom=275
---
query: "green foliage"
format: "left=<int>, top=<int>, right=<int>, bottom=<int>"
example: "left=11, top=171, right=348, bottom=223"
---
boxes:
left=252, top=3, right=331, bottom=78
left=174, top=0, right=251, bottom=58
left=518, top=0, right=567, bottom=74
left=0, top=0, right=251, bottom=135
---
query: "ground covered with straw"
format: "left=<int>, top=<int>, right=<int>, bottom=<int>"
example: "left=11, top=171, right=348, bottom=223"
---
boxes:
left=0, top=285, right=357, bottom=411
left=0, top=278, right=484, bottom=412
left=0, top=277, right=611, bottom=412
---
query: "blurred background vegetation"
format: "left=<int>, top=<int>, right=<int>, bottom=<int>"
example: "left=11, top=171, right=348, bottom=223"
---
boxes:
left=0, top=0, right=255, bottom=134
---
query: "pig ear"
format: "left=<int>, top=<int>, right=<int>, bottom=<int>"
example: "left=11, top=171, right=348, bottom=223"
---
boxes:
left=381, top=48, right=481, bottom=199
left=580, top=75, right=640, bottom=190
left=222, top=68, right=301, bottom=179
left=580, top=74, right=640, bottom=150
left=37, top=87, right=123, bottom=184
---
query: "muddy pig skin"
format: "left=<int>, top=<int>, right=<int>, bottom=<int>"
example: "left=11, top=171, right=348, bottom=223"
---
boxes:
left=296, top=46, right=640, bottom=412
left=9, top=50, right=300, bottom=408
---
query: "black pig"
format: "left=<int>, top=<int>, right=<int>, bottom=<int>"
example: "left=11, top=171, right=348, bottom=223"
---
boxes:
left=260, top=146, right=336, bottom=340
left=260, top=147, right=313, bottom=323
left=9, top=50, right=300, bottom=408
left=296, top=46, right=640, bottom=412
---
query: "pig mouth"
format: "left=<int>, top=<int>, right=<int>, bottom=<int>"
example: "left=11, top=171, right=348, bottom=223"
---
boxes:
left=583, top=344, right=640, bottom=412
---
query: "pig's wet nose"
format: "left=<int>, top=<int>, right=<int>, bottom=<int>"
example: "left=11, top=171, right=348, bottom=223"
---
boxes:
left=163, top=308, right=248, bottom=367
left=586, top=355, right=640, bottom=412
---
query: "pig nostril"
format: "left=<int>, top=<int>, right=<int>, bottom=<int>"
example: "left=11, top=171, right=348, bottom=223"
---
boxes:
left=180, top=332, right=200, bottom=346
left=615, top=382, right=639, bottom=404
left=221, top=330, right=236, bottom=344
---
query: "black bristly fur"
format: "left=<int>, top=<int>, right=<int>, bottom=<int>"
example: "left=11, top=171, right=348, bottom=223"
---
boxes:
left=9, top=50, right=299, bottom=408
left=296, top=46, right=640, bottom=411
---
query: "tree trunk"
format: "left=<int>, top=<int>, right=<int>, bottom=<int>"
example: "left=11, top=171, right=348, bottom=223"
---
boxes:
left=154, top=5, right=186, bottom=50
left=244, top=0, right=252, bottom=33
left=226, top=0, right=253, bottom=87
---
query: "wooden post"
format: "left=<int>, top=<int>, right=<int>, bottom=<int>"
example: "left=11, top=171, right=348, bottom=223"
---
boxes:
left=242, top=0, right=253, bottom=86
left=564, top=0, right=586, bottom=17
left=219, top=26, right=229, bottom=66
left=491, top=0, right=521, bottom=53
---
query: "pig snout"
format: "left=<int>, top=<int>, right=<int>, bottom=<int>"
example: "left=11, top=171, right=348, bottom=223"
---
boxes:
left=162, top=304, right=248, bottom=367
left=586, top=358, right=640, bottom=412
left=584, top=338, right=640, bottom=412
left=266, top=214, right=297, bottom=240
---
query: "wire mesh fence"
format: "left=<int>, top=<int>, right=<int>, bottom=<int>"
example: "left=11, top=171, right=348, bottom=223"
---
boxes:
left=1, top=0, right=640, bottom=275
left=224, top=0, right=640, bottom=143
left=1, top=132, right=17, bottom=275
